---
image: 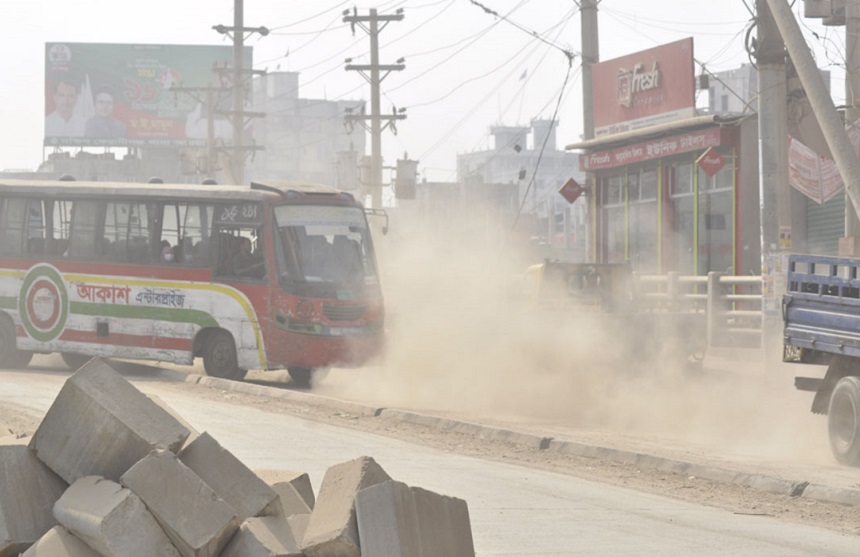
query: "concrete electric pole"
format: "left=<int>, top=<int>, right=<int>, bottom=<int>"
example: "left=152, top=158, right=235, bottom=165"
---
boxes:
left=765, top=0, right=860, bottom=229
left=580, top=0, right=599, bottom=261
left=580, top=0, right=599, bottom=142
left=213, top=0, right=268, bottom=185
left=755, top=0, right=791, bottom=355
left=843, top=1, right=860, bottom=254
left=343, top=8, right=406, bottom=209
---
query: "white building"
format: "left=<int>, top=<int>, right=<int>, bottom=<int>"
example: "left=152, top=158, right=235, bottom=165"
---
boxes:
left=249, top=72, right=366, bottom=191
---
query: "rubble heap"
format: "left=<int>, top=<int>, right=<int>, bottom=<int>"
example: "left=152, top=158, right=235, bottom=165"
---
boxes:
left=0, top=358, right=475, bottom=557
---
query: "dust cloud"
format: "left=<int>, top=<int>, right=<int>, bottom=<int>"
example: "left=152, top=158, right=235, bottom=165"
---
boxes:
left=319, top=213, right=829, bottom=465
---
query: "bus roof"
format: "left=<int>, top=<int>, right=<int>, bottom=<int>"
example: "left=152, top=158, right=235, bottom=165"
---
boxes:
left=0, top=179, right=352, bottom=203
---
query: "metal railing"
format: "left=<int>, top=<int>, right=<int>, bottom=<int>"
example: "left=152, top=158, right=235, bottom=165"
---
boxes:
left=633, top=272, right=763, bottom=349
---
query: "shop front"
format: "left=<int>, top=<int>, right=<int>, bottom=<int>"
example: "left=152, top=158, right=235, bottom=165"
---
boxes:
left=567, top=37, right=762, bottom=276
left=572, top=117, right=761, bottom=276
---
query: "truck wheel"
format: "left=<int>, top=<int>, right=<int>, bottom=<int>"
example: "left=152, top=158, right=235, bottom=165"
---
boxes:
left=828, top=376, right=860, bottom=466
left=0, top=319, right=32, bottom=369
left=203, top=331, right=247, bottom=381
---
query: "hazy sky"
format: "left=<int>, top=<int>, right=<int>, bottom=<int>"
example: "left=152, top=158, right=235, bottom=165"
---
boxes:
left=2, top=0, right=848, bottom=181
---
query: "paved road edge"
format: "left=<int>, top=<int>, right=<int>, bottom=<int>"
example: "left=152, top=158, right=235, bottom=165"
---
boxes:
left=159, top=369, right=860, bottom=509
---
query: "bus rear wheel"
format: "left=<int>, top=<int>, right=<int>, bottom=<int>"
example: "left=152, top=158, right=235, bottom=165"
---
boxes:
left=0, top=319, right=32, bottom=369
left=61, top=352, right=92, bottom=371
left=828, top=376, right=860, bottom=466
left=288, top=367, right=328, bottom=388
left=203, top=331, right=247, bottom=381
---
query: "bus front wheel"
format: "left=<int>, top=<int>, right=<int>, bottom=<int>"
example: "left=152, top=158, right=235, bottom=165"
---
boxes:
left=0, top=319, right=32, bottom=369
left=203, top=331, right=247, bottom=381
left=828, top=376, right=860, bottom=466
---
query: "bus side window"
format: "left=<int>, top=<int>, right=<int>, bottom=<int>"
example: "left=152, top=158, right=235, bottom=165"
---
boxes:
left=0, top=198, right=26, bottom=256
left=25, top=200, right=47, bottom=257
left=68, top=201, right=95, bottom=258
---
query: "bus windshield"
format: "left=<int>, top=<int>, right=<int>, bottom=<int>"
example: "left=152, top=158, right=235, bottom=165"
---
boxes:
left=273, top=204, right=377, bottom=290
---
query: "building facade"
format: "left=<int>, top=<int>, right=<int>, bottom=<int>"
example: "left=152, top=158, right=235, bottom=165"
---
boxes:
left=457, top=120, right=586, bottom=255
left=568, top=39, right=769, bottom=276
left=249, top=72, right=366, bottom=192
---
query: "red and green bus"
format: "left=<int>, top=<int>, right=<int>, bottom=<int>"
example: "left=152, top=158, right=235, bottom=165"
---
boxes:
left=0, top=179, right=385, bottom=385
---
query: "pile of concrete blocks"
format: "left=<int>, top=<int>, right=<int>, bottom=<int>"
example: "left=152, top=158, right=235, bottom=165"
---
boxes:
left=0, top=358, right=476, bottom=556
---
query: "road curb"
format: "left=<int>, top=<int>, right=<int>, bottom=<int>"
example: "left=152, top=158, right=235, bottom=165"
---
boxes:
left=155, top=369, right=860, bottom=508
left=159, top=369, right=383, bottom=418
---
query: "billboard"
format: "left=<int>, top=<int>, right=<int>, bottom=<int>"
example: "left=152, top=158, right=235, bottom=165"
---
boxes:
left=44, top=43, right=252, bottom=148
left=592, top=38, right=695, bottom=138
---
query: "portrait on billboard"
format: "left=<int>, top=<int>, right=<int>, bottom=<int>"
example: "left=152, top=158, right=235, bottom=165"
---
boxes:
left=44, top=42, right=252, bottom=148
left=45, top=71, right=86, bottom=138
left=85, top=86, right=127, bottom=139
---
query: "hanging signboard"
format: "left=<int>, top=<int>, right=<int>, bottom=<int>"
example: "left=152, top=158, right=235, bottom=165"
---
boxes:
left=558, top=177, right=585, bottom=204
left=696, top=146, right=726, bottom=177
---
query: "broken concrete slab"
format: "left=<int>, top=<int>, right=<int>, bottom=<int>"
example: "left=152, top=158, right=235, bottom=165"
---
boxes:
left=121, top=449, right=238, bottom=557
left=29, top=358, right=190, bottom=484
left=219, top=516, right=303, bottom=557
left=355, top=480, right=475, bottom=557
left=179, top=432, right=279, bottom=521
left=147, top=393, right=200, bottom=450
left=53, top=476, right=180, bottom=557
left=255, top=469, right=315, bottom=516
left=301, top=456, right=392, bottom=557
left=0, top=440, right=67, bottom=557
left=19, top=526, right=100, bottom=557
left=286, top=514, right=310, bottom=547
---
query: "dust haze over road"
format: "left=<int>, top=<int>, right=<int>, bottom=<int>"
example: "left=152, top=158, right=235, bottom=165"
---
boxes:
left=319, top=218, right=831, bottom=467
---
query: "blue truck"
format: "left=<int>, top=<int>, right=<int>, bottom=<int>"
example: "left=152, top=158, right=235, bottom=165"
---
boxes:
left=783, top=254, right=860, bottom=466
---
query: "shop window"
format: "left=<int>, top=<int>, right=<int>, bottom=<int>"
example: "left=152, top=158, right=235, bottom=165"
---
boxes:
left=668, top=162, right=695, bottom=273
left=698, top=189, right=733, bottom=274
left=640, top=169, right=658, bottom=200
left=604, top=175, right=624, bottom=206
left=670, top=163, right=693, bottom=197
left=628, top=172, right=640, bottom=201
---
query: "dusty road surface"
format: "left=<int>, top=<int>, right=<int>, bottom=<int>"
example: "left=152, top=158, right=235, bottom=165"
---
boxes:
left=2, top=354, right=860, bottom=548
left=3, top=363, right=860, bottom=556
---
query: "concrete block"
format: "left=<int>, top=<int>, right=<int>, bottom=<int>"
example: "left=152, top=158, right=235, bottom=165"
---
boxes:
left=147, top=394, right=200, bottom=449
left=29, top=358, right=190, bottom=484
left=20, top=526, right=100, bottom=557
left=0, top=442, right=67, bottom=557
left=301, top=456, right=392, bottom=557
left=286, top=514, right=310, bottom=546
left=53, top=476, right=180, bottom=557
left=120, top=449, right=238, bottom=557
left=219, top=516, right=303, bottom=557
left=356, top=480, right=475, bottom=557
left=179, top=432, right=279, bottom=520
left=255, top=469, right=315, bottom=516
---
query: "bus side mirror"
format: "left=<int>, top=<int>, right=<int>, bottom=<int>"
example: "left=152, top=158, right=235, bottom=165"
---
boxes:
left=365, top=208, right=389, bottom=235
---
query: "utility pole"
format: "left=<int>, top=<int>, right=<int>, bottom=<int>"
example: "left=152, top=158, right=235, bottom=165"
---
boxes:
left=580, top=0, right=599, bottom=142
left=213, top=0, right=268, bottom=184
left=169, top=84, right=230, bottom=179
left=765, top=0, right=860, bottom=226
left=843, top=1, right=860, bottom=255
left=755, top=0, right=791, bottom=356
left=343, top=8, right=406, bottom=209
left=580, top=0, right=599, bottom=262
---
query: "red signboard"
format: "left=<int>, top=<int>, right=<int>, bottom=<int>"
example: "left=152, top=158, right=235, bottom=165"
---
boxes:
left=592, top=38, right=695, bottom=138
left=558, top=177, right=585, bottom=204
left=579, top=127, right=723, bottom=171
left=696, top=146, right=726, bottom=176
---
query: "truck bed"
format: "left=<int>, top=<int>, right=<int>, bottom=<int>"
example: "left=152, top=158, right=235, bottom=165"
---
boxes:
left=783, top=254, right=860, bottom=361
